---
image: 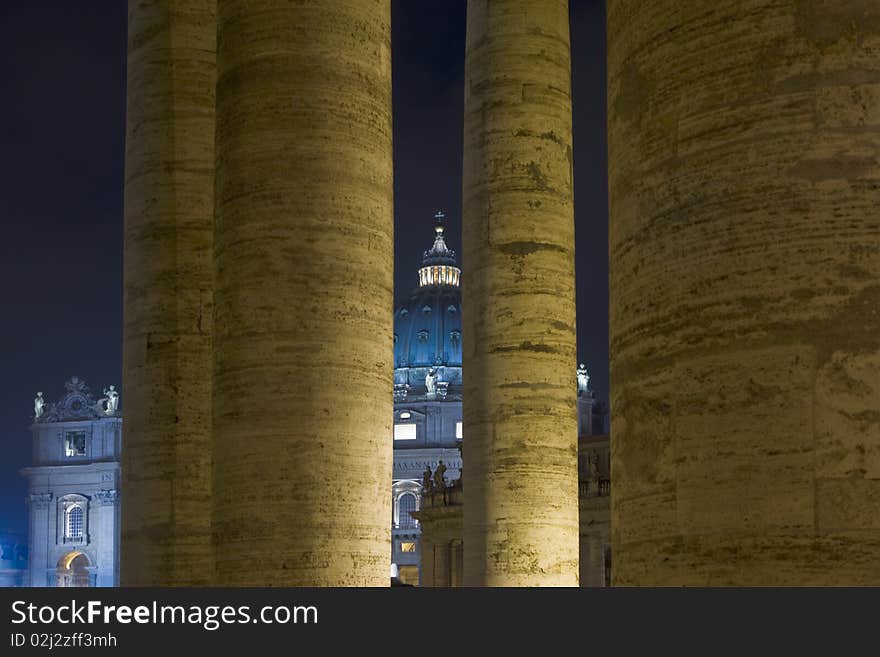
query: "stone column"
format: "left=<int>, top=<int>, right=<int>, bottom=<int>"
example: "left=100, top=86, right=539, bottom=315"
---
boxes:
left=419, top=537, right=435, bottom=587
left=93, top=490, right=118, bottom=587
left=584, top=533, right=604, bottom=587
left=26, top=494, right=52, bottom=587
left=122, top=0, right=216, bottom=585
left=462, top=0, right=579, bottom=586
left=608, top=1, right=880, bottom=584
left=433, top=542, right=450, bottom=587
left=213, top=0, right=394, bottom=586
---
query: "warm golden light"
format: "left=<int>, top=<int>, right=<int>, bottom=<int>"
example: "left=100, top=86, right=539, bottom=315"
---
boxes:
left=418, top=265, right=461, bottom=287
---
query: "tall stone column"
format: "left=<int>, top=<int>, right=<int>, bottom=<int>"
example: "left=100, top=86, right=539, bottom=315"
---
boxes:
left=26, top=494, right=52, bottom=587
left=213, top=0, right=394, bottom=585
left=122, top=0, right=216, bottom=585
left=462, top=0, right=579, bottom=586
left=94, top=490, right=119, bottom=587
left=419, top=537, right=435, bottom=587
left=433, top=542, right=450, bottom=587
left=608, top=1, right=880, bottom=584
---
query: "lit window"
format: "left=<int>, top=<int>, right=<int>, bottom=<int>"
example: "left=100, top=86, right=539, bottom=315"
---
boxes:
left=398, top=492, right=418, bottom=529
left=455, top=421, right=463, bottom=440
left=394, top=424, right=417, bottom=441
left=400, top=541, right=417, bottom=553
left=399, top=412, right=411, bottom=420
left=418, top=265, right=461, bottom=288
left=66, top=506, right=84, bottom=540
left=65, top=431, right=86, bottom=457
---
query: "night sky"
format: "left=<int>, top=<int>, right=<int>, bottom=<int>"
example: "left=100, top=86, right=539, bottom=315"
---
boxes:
left=0, top=1, right=607, bottom=536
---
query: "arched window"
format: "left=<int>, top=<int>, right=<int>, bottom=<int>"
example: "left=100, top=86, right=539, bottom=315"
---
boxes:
left=66, top=506, right=84, bottom=541
left=398, top=493, right=418, bottom=529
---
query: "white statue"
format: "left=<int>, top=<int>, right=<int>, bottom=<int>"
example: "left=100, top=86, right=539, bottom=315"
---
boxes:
left=425, top=368, right=437, bottom=395
left=34, top=392, right=45, bottom=419
left=577, top=363, right=590, bottom=395
left=103, top=385, right=119, bottom=414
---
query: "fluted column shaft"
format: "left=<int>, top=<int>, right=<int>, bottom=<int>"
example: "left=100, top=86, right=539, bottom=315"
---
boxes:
left=121, top=0, right=216, bottom=585
left=462, top=0, right=579, bottom=586
left=213, top=0, right=394, bottom=586
left=608, top=0, right=880, bottom=584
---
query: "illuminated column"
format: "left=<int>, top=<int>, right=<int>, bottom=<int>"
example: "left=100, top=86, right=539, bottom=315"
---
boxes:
left=462, top=0, right=579, bottom=586
left=213, top=0, right=394, bottom=585
left=122, top=0, right=215, bottom=585
left=608, top=1, right=880, bottom=584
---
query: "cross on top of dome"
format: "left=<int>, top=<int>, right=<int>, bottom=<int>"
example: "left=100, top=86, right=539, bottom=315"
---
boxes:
left=417, top=212, right=461, bottom=288
left=422, top=211, right=456, bottom=266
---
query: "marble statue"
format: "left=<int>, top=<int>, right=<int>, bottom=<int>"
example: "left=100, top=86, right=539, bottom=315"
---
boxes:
left=34, top=392, right=45, bottom=419
left=425, top=368, right=437, bottom=395
left=103, top=385, right=119, bottom=414
left=577, top=363, right=590, bottom=395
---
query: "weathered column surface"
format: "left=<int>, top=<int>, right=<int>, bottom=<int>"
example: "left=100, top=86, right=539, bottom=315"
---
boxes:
left=608, top=1, right=880, bottom=584
left=213, top=0, right=394, bottom=585
left=122, top=0, right=215, bottom=585
left=462, top=0, right=579, bottom=586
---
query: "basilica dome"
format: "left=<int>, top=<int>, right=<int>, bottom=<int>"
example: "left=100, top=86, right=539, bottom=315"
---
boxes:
left=393, top=220, right=462, bottom=398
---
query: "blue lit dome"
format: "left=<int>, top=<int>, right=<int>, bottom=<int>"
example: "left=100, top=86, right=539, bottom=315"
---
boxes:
left=393, top=217, right=462, bottom=400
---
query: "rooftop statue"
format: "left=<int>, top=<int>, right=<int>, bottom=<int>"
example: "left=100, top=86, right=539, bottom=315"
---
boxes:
left=425, top=368, right=438, bottom=396
left=577, top=363, right=590, bottom=396
left=434, top=460, right=447, bottom=490
left=103, top=385, right=119, bottom=415
left=34, top=392, right=45, bottom=419
left=422, top=465, right=433, bottom=495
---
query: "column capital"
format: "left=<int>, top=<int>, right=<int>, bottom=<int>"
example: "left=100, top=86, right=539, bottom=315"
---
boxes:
left=94, top=489, right=119, bottom=506
left=27, top=492, right=53, bottom=509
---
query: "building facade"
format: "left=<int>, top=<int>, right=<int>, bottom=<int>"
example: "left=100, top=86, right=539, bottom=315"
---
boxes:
left=391, top=220, right=463, bottom=585
left=392, top=221, right=609, bottom=586
left=22, top=377, right=121, bottom=587
left=18, top=228, right=602, bottom=589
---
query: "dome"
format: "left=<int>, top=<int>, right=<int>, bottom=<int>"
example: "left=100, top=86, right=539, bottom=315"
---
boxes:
left=394, top=286, right=462, bottom=369
left=393, top=216, right=462, bottom=399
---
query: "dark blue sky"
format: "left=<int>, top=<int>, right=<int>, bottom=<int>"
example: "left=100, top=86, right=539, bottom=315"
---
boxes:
left=0, top=0, right=607, bottom=535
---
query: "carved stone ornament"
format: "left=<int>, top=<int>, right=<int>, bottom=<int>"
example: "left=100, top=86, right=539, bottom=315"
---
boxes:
left=27, top=493, right=53, bottom=509
left=93, top=490, right=119, bottom=506
left=38, top=377, right=104, bottom=422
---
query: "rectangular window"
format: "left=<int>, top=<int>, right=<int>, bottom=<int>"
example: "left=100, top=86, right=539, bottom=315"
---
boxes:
left=455, top=421, right=463, bottom=440
left=394, top=424, right=417, bottom=441
left=65, top=431, right=86, bottom=457
left=400, top=541, right=417, bottom=553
